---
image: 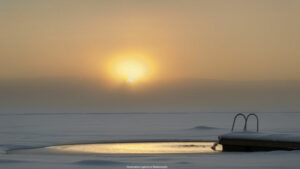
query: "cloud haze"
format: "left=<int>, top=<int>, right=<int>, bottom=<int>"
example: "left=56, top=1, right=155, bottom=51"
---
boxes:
left=1, top=78, right=299, bottom=113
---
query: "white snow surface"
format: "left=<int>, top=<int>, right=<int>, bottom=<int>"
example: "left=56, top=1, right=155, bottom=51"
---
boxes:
left=1, top=112, right=300, bottom=169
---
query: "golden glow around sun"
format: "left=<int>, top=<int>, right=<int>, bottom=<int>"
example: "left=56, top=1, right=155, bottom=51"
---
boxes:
left=106, top=53, right=155, bottom=83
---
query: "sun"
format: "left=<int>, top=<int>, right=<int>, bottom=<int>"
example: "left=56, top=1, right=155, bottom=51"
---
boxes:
left=128, top=78, right=135, bottom=83
left=106, top=54, right=154, bottom=83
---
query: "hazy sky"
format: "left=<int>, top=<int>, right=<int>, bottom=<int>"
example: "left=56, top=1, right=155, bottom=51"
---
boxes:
left=1, top=0, right=300, bottom=113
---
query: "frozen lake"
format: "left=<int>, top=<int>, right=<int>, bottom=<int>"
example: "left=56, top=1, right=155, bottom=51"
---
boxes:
left=1, top=112, right=300, bottom=169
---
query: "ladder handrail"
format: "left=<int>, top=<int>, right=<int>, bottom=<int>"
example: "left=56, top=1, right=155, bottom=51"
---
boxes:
left=231, top=113, right=247, bottom=132
left=245, top=113, right=259, bottom=132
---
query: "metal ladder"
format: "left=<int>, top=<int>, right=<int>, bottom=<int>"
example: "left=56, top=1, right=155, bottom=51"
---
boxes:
left=231, top=113, right=259, bottom=132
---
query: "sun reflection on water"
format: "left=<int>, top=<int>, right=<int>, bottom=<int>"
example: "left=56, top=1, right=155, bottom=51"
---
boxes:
left=8, top=142, right=222, bottom=155
left=43, top=142, right=222, bottom=154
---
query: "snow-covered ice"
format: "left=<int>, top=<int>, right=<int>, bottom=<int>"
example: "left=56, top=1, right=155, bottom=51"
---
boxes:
left=1, top=112, right=300, bottom=169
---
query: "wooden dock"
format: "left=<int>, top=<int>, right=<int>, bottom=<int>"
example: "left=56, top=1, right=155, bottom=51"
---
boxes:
left=219, top=113, right=300, bottom=152
left=219, top=132, right=300, bottom=152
